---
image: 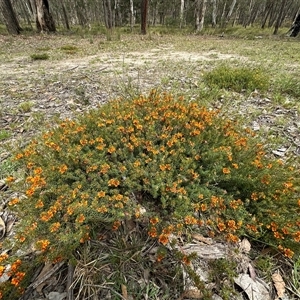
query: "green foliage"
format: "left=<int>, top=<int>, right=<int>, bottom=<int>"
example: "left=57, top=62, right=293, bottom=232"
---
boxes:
left=0, top=130, right=10, bottom=141
left=203, top=65, right=269, bottom=93
left=60, top=45, right=79, bottom=54
left=208, top=258, right=238, bottom=300
left=274, top=75, right=300, bottom=98
left=18, top=101, right=34, bottom=113
left=2, top=91, right=300, bottom=296
left=30, top=53, right=49, bottom=60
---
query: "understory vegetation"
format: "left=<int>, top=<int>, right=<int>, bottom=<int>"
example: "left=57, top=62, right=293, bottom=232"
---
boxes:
left=0, top=28, right=299, bottom=299
left=2, top=89, right=300, bottom=299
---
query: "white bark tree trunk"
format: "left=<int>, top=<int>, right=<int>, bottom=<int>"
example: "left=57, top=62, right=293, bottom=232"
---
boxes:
left=129, top=0, right=135, bottom=31
left=179, top=0, right=185, bottom=28
left=211, top=0, right=217, bottom=27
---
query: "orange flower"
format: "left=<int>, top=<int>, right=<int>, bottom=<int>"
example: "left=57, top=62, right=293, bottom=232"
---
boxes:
left=283, top=182, right=293, bottom=189
left=76, top=214, right=85, bottom=223
left=6, top=176, right=15, bottom=183
left=159, top=164, right=171, bottom=171
left=15, top=153, right=24, bottom=160
left=97, top=206, right=108, bottom=213
left=293, top=231, right=300, bottom=242
left=26, top=187, right=35, bottom=197
left=201, top=203, right=207, bottom=211
left=184, top=215, right=197, bottom=225
left=150, top=217, right=159, bottom=225
left=8, top=198, right=19, bottom=206
left=0, top=254, right=9, bottom=263
left=108, top=178, right=120, bottom=187
left=100, top=163, right=110, bottom=174
left=222, top=168, right=230, bottom=174
left=58, top=164, right=68, bottom=174
left=11, top=259, right=22, bottom=272
left=227, top=220, right=238, bottom=231
left=50, top=222, right=61, bottom=232
left=273, top=231, right=283, bottom=239
left=217, top=222, right=226, bottom=232
left=11, top=272, right=25, bottom=286
left=182, top=255, right=191, bottom=265
left=251, top=192, right=259, bottom=201
left=156, top=253, right=165, bottom=262
left=229, top=199, right=242, bottom=210
left=278, top=245, right=294, bottom=258
left=246, top=224, right=258, bottom=233
left=112, top=220, right=121, bottom=230
left=108, top=146, right=116, bottom=153
left=158, top=234, right=169, bottom=245
left=35, top=199, right=44, bottom=208
left=0, top=266, right=5, bottom=277
left=226, top=233, right=239, bottom=243
left=148, top=226, right=157, bottom=238
left=36, top=239, right=50, bottom=251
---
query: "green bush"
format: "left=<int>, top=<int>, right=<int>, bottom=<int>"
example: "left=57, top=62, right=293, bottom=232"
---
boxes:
left=2, top=91, right=299, bottom=297
left=203, top=65, right=269, bottom=92
left=60, top=45, right=79, bottom=54
left=274, top=75, right=300, bottom=98
left=30, top=53, right=49, bottom=60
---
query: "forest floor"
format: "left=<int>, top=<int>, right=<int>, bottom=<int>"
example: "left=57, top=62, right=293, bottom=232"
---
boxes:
left=0, top=32, right=299, bottom=300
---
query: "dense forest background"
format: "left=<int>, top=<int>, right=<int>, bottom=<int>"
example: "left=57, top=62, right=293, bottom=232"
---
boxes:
left=0, top=0, right=299, bottom=36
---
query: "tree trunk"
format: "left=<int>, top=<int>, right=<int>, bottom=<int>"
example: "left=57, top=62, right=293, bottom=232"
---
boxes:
left=195, top=0, right=207, bottom=32
left=211, top=0, right=217, bottom=27
left=75, top=0, right=88, bottom=27
left=103, top=0, right=113, bottom=29
left=225, top=0, right=237, bottom=26
left=61, top=2, right=70, bottom=30
left=200, top=0, right=207, bottom=31
left=273, top=0, right=288, bottom=34
left=261, top=0, right=273, bottom=28
left=0, top=0, right=22, bottom=34
left=129, top=0, right=135, bottom=31
left=195, top=0, right=201, bottom=31
left=35, top=0, right=56, bottom=32
left=19, top=0, right=33, bottom=27
left=179, top=0, right=185, bottom=28
left=141, top=0, right=148, bottom=35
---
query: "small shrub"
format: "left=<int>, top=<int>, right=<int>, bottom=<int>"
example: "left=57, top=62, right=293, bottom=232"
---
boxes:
left=0, top=130, right=10, bottom=141
left=274, top=75, right=300, bottom=98
left=2, top=91, right=299, bottom=297
left=60, top=45, right=79, bottom=54
left=18, top=101, right=34, bottom=113
left=203, top=65, right=269, bottom=92
left=30, top=53, right=49, bottom=60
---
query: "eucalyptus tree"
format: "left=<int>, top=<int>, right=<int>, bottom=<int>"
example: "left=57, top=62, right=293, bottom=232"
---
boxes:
left=33, top=0, right=56, bottom=32
left=0, top=0, right=22, bottom=34
left=195, top=0, right=207, bottom=32
left=141, top=0, right=148, bottom=34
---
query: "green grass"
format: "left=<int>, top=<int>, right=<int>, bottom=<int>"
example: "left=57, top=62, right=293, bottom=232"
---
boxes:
left=0, top=130, right=10, bottom=141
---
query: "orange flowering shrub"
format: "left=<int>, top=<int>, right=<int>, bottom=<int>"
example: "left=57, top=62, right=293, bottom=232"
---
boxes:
left=4, top=90, right=300, bottom=272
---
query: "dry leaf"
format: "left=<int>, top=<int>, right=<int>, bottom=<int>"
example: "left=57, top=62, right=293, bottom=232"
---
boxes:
left=248, top=263, right=256, bottom=281
left=234, top=273, right=270, bottom=300
left=272, top=272, right=285, bottom=298
left=192, top=233, right=212, bottom=244
left=0, top=217, right=6, bottom=239
left=182, top=288, right=202, bottom=299
left=239, top=238, right=251, bottom=253
left=121, top=284, right=128, bottom=299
